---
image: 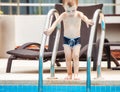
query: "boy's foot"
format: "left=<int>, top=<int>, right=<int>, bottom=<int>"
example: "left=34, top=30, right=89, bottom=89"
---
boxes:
left=74, top=75, right=80, bottom=80
left=74, top=77, right=80, bottom=80
left=64, top=75, right=72, bottom=80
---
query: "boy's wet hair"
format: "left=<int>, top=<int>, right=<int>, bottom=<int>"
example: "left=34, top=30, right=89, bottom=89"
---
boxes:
left=67, top=1, right=74, bottom=7
left=62, top=0, right=78, bottom=7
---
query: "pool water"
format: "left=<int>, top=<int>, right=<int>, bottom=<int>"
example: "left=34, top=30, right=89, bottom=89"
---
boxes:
left=0, top=85, right=120, bottom=92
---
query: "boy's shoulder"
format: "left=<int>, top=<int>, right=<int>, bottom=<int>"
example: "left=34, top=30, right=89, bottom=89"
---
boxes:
left=61, top=12, right=67, bottom=15
left=60, top=12, right=68, bottom=17
left=76, top=11, right=84, bottom=15
left=76, top=11, right=84, bottom=17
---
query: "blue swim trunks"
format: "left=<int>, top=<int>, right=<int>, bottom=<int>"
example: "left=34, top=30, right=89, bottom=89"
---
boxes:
left=64, top=36, right=80, bottom=47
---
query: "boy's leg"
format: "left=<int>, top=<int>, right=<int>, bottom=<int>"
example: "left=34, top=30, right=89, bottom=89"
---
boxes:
left=63, top=44, right=72, bottom=79
left=72, top=44, right=81, bottom=80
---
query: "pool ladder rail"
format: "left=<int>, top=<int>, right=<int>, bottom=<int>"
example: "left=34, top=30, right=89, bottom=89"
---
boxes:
left=38, top=8, right=106, bottom=92
left=38, top=9, right=61, bottom=92
left=86, top=9, right=106, bottom=92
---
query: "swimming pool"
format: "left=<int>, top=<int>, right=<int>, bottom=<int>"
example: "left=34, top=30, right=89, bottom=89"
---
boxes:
left=0, top=85, right=120, bottom=92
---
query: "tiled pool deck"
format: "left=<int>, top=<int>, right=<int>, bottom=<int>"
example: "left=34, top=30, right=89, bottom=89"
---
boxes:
left=0, top=58, right=120, bottom=86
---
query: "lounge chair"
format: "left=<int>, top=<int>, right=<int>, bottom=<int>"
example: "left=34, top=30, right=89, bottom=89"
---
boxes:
left=6, top=42, right=64, bottom=73
left=103, top=38, right=120, bottom=70
left=6, top=4, right=104, bottom=73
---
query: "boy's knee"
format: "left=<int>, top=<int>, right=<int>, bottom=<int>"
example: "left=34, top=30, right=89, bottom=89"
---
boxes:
left=72, top=54, right=79, bottom=61
left=66, top=56, right=72, bottom=61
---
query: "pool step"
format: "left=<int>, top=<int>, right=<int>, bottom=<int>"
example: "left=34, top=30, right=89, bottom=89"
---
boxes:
left=0, top=79, right=120, bottom=86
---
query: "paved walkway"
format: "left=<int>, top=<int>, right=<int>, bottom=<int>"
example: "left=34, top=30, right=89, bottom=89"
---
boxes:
left=0, top=58, right=120, bottom=85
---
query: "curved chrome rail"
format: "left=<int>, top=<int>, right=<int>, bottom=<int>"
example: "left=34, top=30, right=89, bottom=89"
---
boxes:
left=97, top=12, right=106, bottom=78
left=86, top=9, right=104, bottom=92
left=50, top=14, right=61, bottom=78
left=38, top=9, right=60, bottom=92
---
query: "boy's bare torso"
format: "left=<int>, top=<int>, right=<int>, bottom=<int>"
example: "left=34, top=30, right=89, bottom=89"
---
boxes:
left=62, top=11, right=81, bottom=38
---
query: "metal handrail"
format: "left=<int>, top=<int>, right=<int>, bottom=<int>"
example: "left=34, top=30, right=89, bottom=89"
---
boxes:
left=0, top=2, right=120, bottom=15
left=50, top=13, right=61, bottom=78
left=38, top=9, right=59, bottom=92
left=86, top=9, right=102, bottom=92
left=1, top=3, right=120, bottom=7
left=97, top=12, right=106, bottom=78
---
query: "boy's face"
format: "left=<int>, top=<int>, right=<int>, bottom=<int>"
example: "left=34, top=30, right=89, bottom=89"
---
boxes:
left=64, top=5, right=77, bottom=16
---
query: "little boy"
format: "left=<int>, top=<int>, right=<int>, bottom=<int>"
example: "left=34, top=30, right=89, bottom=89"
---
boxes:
left=44, top=0, right=93, bottom=80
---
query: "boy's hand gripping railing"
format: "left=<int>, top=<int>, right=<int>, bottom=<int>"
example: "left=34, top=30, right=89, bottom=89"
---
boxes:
left=86, top=9, right=102, bottom=92
left=97, top=13, right=106, bottom=78
left=38, top=9, right=60, bottom=92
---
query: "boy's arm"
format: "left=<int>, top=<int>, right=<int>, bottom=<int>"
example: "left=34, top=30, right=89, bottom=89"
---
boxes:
left=44, top=13, right=65, bottom=36
left=78, top=12, right=94, bottom=28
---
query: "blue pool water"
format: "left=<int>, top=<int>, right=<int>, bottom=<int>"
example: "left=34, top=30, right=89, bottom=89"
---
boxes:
left=0, top=85, right=120, bottom=92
